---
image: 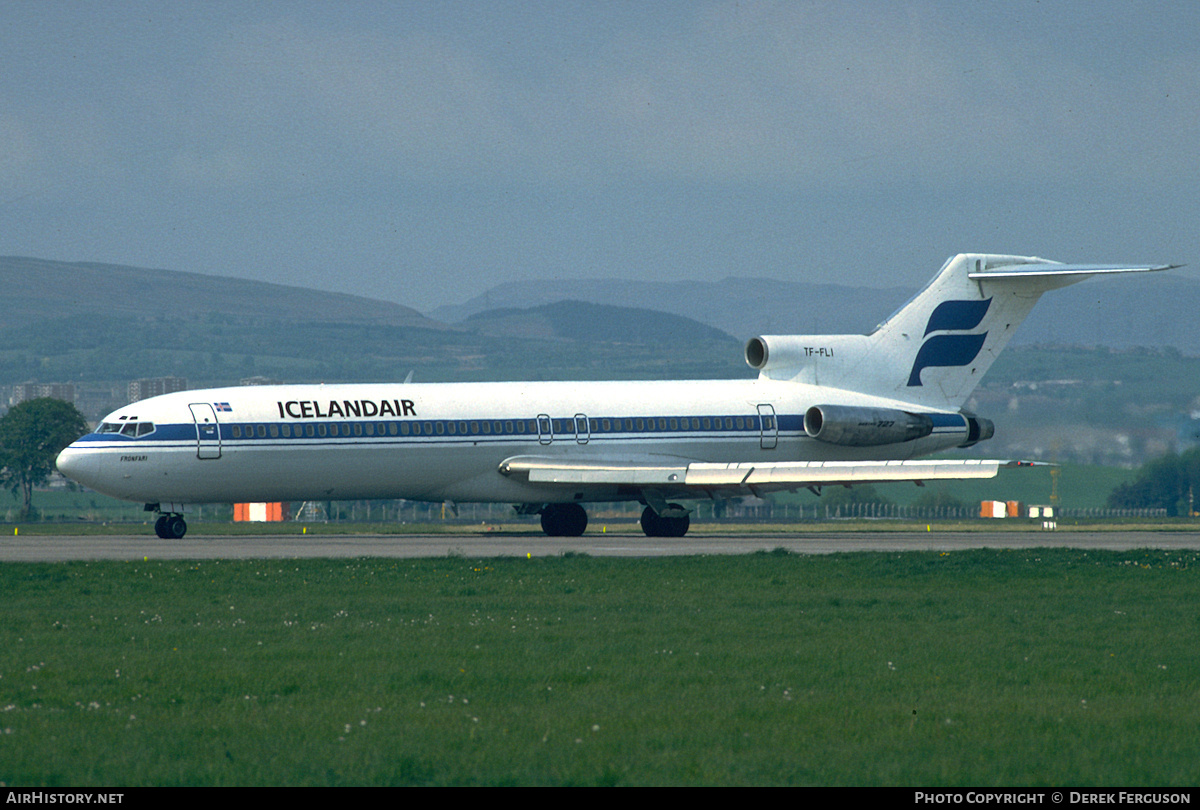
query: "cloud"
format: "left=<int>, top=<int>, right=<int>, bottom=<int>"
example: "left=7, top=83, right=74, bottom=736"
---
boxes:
left=134, top=3, right=1194, bottom=196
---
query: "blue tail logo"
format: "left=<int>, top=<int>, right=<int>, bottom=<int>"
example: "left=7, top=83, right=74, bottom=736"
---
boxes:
left=907, top=298, right=991, bottom=386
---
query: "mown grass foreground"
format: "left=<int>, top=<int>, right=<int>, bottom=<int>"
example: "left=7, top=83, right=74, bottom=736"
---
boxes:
left=2, top=549, right=1198, bottom=786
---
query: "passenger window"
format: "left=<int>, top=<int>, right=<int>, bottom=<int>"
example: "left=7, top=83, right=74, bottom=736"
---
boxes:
left=269, top=424, right=279, bottom=438
left=281, top=424, right=291, bottom=438
left=257, top=424, right=267, bottom=438
left=232, top=425, right=242, bottom=438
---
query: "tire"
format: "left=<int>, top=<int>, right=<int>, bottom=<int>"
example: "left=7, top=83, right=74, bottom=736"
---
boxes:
left=641, top=504, right=690, bottom=538
left=540, top=503, right=588, bottom=537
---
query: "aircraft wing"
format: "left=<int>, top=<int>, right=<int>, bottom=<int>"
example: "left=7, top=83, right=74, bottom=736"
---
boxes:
left=498, top=455, right=1038, bottom=497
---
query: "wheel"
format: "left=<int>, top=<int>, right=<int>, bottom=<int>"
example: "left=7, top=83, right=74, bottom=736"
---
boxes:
left=540, top=503, right=588, bottom=537
left=165, top=515, right=187, bottom=539
left=641, top=504, right=690, bottom=538
left=154, top=515, right=169, bottom=538
left=640, top=506, right=663, bottom=537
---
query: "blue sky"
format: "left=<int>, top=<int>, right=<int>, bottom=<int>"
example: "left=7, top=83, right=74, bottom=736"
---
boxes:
left=2, top=1, right=1197, bottom=313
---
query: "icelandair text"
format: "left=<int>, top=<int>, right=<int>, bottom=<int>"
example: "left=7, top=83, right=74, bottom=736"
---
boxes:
left=276, top=399, right=416, bottom=419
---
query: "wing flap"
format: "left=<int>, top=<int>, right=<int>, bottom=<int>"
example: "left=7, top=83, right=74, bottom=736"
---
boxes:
left=684, top=459, right=1006, bottom=487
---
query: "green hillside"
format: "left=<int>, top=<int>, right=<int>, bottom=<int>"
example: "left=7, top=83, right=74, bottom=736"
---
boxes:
left=3, top=256, right=1197, bottom=470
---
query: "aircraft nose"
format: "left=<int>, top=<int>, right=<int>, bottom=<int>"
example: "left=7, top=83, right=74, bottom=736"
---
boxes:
left=56, top=444, right=97, bottom=488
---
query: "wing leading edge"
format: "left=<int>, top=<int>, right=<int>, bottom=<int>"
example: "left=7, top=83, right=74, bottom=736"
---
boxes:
left=499, top=456, right=1040, bottom=497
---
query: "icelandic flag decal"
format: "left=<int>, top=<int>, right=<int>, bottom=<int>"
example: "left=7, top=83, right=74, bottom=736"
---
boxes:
left=214, top=402, right=233, bottom=412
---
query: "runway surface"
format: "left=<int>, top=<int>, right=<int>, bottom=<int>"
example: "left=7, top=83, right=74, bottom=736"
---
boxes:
left=3, top=530, right=1200, bottom=562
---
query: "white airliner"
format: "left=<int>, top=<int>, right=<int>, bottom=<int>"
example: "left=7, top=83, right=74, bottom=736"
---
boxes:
left=56, top=254, right=1172, bottom=539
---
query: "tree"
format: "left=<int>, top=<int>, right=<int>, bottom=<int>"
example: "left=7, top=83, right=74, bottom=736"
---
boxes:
left=0, top=397, right=89, bottom=517
left=1107, top=446, right=1200, bottom=517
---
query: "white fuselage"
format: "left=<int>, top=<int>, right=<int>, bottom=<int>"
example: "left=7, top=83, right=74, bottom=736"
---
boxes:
left=56, top=378, right=973, bottom=507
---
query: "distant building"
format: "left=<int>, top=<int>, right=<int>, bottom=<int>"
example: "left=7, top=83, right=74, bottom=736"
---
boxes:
left=128, top=376, right=188, bottom=403
left=10, top=382, right=76, bottom=406
left=239, top=376, right=284, bottom=386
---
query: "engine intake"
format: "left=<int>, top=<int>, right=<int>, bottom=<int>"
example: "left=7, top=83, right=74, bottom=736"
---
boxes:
left=804, top=405, right=934, bottom=447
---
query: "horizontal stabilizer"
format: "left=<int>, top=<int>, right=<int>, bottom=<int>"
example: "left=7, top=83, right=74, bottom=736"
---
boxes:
left=968, top=263, right=1179, bottom=280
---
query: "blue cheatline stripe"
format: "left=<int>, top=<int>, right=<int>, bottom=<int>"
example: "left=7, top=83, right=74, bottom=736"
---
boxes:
left=81, top=409, right=971, bottom=447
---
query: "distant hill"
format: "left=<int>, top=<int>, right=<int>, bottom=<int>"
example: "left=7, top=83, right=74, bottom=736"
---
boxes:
left=431, top=276, right=910, bottom=339
left=463, top=300, right=738, bottom=345
left=432, top=271, right=1200, bottom=353
left=0, top=257, right=752, bottom=414
left=0, top=256, right=445, bottom=332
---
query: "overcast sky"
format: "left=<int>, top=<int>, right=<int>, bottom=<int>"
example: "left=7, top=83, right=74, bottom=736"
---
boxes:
left=2, top=1, right=1197, bottom=313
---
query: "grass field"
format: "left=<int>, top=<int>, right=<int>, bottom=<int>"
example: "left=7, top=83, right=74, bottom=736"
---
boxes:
left=2, top=549, right=1198, bottom=786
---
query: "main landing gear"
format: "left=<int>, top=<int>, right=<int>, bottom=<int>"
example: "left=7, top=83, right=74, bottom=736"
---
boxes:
left=640, top=504, right=690, bottom=538
left=540, top=503, right=588, bottom=537
left=532, top=502, right=691, bottom=538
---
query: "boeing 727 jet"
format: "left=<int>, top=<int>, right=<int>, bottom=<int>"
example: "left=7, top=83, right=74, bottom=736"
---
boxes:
left=56, top=254, right=1172, bottom=538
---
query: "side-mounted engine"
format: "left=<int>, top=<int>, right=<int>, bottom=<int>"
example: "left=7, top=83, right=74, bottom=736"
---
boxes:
left=803, top=404, right=994, bottom=449
left=803, top=405, right=932, bottom=447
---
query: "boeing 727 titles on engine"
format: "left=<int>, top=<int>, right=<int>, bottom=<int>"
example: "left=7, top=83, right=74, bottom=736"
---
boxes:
left=56, top=254, right=1173, bottom=538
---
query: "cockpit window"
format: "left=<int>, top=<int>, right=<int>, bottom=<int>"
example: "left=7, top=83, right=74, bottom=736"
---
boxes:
left=98, top=421, right=155, bottom=437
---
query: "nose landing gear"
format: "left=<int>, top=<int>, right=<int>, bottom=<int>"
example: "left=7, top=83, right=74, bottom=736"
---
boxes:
left=147, top=505, right=187, bottom=539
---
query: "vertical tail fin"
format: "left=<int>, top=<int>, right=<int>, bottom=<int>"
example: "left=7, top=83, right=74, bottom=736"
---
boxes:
left=747, top=254, right=1173, bottom=409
